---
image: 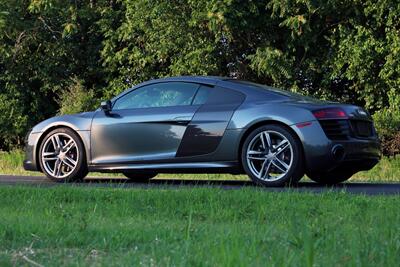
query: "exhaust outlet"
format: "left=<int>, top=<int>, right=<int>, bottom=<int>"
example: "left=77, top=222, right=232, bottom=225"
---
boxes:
left=331, top=144, right=345, bottom=162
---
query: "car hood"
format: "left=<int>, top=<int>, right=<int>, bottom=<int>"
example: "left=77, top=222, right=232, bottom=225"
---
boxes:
left=72, top=111, right=97, bottom=118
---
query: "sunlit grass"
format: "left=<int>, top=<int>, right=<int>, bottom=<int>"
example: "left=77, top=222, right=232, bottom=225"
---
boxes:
left=0, top=186, right=399, bottom=266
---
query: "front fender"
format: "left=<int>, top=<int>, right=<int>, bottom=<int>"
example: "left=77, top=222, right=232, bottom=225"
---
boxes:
left=31, top=112, right=94, bottom=133
left=27, top=112, right=95, bottom=171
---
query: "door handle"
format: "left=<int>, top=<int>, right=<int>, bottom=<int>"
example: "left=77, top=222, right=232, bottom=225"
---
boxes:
left=172, top=116, right=192, bottom=125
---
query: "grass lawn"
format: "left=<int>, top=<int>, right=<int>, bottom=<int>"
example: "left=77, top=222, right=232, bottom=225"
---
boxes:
left=0, top=186, right=399, bottom=266
left=1, top=151, right=399, bottom=266
left=1, top=150, right=400, bottom=182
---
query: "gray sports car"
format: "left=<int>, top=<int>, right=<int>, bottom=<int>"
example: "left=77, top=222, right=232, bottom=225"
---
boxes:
left=24, top=76, right=380, bottom=186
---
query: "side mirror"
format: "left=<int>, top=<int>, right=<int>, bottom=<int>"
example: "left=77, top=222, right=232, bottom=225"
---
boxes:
left=100, top=100, right=112, bottom=114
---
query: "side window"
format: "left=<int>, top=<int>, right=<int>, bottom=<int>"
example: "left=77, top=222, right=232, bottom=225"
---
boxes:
left=113, top=82, right=200, bottom=110
left=205, top=86, right=245, bottom=105
left=192, top=86, right=211, bottom=105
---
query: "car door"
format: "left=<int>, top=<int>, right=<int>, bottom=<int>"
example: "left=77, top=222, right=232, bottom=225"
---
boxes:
left=90, top=82, right=201, bottom=165
left=176, top=85, right=246, bottom=157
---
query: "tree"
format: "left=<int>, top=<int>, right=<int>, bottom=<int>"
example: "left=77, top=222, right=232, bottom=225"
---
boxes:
left=0, top=0, right=106, bottom=149
left=1, top=0, right=399, bottom=150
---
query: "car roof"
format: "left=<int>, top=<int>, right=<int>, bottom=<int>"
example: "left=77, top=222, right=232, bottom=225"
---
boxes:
left=113, top=76, right=292, bottom=102
left=140, top=76, right=228, bottom=86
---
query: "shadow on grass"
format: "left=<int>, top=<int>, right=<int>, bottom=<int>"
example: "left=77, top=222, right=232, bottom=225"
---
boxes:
left=83, top=178, right=398, bottom=187
left=81, top=177, right=400, bottom=195
left=1, top=175, right=399, bottom=194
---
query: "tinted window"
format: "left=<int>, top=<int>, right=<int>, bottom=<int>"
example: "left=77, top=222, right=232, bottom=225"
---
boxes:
left=114, top=82, right=200, bottom=110
left=192, top=86, right=211, bottom=105
left=206, top=86, right=245, bottom=105
left=228, top=79, right=325, bottom=103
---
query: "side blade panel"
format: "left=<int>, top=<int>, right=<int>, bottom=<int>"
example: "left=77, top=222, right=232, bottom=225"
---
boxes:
left=176, top=87, right=245, bottom=157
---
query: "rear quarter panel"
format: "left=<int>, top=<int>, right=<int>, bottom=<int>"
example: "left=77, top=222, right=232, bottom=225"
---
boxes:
left=227, top=102, right=316, bottom=129
left=228, top=102, right=332, bottom=173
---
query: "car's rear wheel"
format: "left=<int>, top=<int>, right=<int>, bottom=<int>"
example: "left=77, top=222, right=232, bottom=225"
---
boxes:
left=241, top=124, right=304, bottom=187
left=39, top=128, right=88, bottom=182
left=123, top=172, right=157, bottom=182
left=308, top=170, right=353, bottom=185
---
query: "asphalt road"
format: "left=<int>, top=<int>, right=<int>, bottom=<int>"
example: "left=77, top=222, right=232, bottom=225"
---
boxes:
left=0, top=175, right=399, bottom=195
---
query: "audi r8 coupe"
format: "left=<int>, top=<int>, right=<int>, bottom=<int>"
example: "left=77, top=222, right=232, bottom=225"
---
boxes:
left=24, top=76, right=380, bottom=186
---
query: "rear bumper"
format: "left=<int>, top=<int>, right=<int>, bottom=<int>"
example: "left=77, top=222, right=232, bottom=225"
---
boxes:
left=330, top=139, right=380, bottom=172
left=291, top=121, right=380, bottom=174
left=340, top=140, right=380, bottom=161
left=311, top=140, right=380, bottom=174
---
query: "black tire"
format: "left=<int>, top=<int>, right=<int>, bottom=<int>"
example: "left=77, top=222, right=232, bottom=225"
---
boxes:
left=123, top=172, right=157, bottom=182
left=39, top=127, right=88, bottom=182
left=241, top=124, right=304, bottom=187
left=308, top=170, right=353, bottom=185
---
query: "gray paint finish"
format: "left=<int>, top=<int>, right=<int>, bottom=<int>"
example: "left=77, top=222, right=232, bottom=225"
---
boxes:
left=24, top=76, right=380, bottom=176
left=91, top=105, right=199, bottom=164
left=177, top=86, right=245, bottom=157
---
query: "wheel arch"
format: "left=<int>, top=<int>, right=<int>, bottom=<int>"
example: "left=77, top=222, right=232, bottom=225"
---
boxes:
left=237, top=120, right=305, bottom=171
left=35, top=125, right=88, bottom=172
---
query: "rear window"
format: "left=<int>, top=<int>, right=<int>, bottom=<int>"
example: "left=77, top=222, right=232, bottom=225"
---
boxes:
left=227, top=79, right=324, bottom=102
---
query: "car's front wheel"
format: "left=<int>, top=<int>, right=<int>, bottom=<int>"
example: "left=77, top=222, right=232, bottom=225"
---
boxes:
left=39, top=128, right=88, bottom=182
left=241, top=124, right=304, bottom=187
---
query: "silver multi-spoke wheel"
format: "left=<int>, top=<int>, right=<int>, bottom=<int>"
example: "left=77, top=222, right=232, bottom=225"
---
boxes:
left=246, top=130, right=293, bottom=182
left=41, top=133, right=79, bottom=179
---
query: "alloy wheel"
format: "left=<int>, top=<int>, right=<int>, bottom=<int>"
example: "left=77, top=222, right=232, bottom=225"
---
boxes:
left=246, top=130, right=293, bottom=181
left=41, top=133, right=79, bottom=179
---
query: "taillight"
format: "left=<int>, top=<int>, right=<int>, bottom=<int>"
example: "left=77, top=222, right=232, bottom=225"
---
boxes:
left=312, top=108, right=347, bottom=119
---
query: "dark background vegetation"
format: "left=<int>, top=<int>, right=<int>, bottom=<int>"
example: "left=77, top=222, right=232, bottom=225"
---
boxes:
left=0, top=0, right=399, bottom=154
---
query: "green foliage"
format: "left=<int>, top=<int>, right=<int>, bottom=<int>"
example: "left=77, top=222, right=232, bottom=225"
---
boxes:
left=57, top=77, right=97, bottom=115
left=1, top=0, right=399, bottom=149
left=0, top=93, right=28, bottom=148
left=373, top=89, right=400, bottom=137
left=99, top=0, right=221, bottom=97
left=329, top=0, right=400, bottom=109
left=0, top=0, right=107, bottom=149
left=373, top=89, right=400, bottom=156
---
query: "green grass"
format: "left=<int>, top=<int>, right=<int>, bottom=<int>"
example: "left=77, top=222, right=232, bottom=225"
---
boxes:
left=1, top=150, right=399, bottom=182
left=0, top=186, right=399, bottom=266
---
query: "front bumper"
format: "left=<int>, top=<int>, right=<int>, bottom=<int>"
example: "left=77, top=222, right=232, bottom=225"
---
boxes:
left=23, top=160, right=37, bottom=171
left=23, top=131, right=41, bottom=172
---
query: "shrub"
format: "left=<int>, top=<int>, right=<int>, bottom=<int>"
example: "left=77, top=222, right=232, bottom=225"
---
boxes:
left=373, top=89, right=400, bottom=156
left=58, top=77, right=98, bottom=115
left=380, top=132, right=400, bottom=157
